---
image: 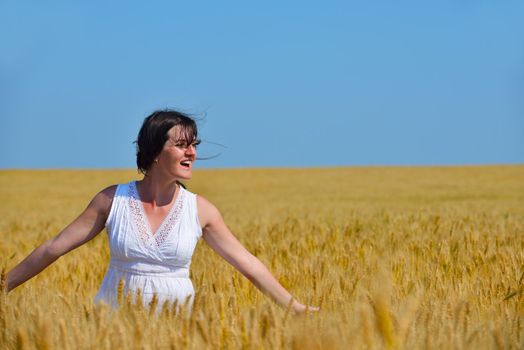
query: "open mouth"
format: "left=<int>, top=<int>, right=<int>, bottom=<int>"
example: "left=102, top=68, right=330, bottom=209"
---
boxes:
left=180, top=160, right=191, bottom=168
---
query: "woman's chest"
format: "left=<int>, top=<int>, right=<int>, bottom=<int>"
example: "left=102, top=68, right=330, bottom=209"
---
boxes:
left=108, top=208, right=199, bottom=263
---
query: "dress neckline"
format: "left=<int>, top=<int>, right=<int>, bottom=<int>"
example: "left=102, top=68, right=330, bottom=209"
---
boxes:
left=128, top=181, right=186, bottom=247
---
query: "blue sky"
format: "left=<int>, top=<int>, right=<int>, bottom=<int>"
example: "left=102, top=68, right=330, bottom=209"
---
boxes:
left=1, top=1, right=523, bottom=169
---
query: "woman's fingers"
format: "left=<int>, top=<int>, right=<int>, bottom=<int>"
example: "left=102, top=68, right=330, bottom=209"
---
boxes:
left=293, top=303, right=321, bottom=314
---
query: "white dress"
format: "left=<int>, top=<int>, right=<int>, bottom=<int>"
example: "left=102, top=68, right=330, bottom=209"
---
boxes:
left=94, top=181, right=202, bottom=312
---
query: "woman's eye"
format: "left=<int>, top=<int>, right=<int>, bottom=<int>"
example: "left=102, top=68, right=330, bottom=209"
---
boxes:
left=172, top=139, right=200, bottom=149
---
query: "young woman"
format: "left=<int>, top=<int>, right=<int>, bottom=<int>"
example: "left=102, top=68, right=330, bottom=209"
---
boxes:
left=5, top=109, right=319, bottom=314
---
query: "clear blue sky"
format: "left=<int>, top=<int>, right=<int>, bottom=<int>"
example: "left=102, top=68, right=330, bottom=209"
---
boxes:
left=1, top=1, right=523, bottom=169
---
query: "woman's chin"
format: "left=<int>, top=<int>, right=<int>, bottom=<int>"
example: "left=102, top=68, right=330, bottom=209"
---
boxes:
left=176, top=172, right=192, bottom=181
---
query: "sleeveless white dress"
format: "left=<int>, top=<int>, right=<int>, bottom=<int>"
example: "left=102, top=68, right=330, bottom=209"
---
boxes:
left=94, top=181, right=202, bottom=312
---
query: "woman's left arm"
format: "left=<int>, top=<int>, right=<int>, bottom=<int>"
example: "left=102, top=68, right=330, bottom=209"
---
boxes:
left=197, top=195, right=318, bottom=314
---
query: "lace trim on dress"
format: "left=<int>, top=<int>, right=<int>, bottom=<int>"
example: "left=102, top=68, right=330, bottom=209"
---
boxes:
left=128, top=181, right=186, bottom=247
left=128, top=183, right=150, bottom=245
left=153, top=189, right=185, bottom=247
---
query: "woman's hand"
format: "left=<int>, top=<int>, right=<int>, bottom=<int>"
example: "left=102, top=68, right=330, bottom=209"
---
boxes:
left=292, top=302, right=321, bottom=314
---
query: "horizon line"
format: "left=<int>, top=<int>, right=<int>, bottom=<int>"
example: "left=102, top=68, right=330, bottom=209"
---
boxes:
left=1, top=162, right=523, bottom=172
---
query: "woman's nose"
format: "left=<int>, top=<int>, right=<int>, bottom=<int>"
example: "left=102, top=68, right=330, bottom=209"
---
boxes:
left=185, top=145, right=196, bottom=156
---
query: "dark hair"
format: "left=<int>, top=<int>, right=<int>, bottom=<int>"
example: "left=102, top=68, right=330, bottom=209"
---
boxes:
left=135, top=109, right=198, bottom=174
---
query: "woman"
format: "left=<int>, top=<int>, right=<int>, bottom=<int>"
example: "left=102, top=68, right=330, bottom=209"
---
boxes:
left=5, top=109, right=318, bottom=314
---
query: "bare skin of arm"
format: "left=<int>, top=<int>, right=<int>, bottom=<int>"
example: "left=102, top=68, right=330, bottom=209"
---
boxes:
left=197, top=195, right=319, bottom=314
left=4, top=186, right=116, bottom=293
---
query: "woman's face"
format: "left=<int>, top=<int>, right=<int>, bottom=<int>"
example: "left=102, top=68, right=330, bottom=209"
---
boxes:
left=155, top=126, right=198, bottom=180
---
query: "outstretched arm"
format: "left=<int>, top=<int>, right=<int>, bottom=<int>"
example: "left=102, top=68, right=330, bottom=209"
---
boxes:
left=197, top=195, right=318, bottom=314
left=4, top=186, right=116, bottom=293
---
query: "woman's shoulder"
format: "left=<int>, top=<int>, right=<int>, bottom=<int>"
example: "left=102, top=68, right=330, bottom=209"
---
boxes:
left=99, top=184, right=118, bottom=199
left=88, top=185, right=119, bottom=216
left=195, top=193, right=212, bottom=208
left=195, top=194, right=222, bottom=227
left=99, top=181, right=136, bottom=199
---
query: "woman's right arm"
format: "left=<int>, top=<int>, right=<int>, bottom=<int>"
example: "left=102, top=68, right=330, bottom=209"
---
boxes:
left=4, top=185, right=116, bottom=293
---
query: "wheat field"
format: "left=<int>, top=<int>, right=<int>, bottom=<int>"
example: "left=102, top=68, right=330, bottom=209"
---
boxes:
left=1, top=166, right=523, bottom=349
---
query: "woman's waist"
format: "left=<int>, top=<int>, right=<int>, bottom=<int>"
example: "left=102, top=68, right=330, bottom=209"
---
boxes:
left=108, top=258, right=190, bottom=278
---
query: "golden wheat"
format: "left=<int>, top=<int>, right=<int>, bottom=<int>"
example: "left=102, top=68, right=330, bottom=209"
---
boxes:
left=1, top=166, right=523, bottom=349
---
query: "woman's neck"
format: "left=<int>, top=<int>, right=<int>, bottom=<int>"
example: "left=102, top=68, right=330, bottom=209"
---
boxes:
left=137, top=173, right=179, bottom=207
